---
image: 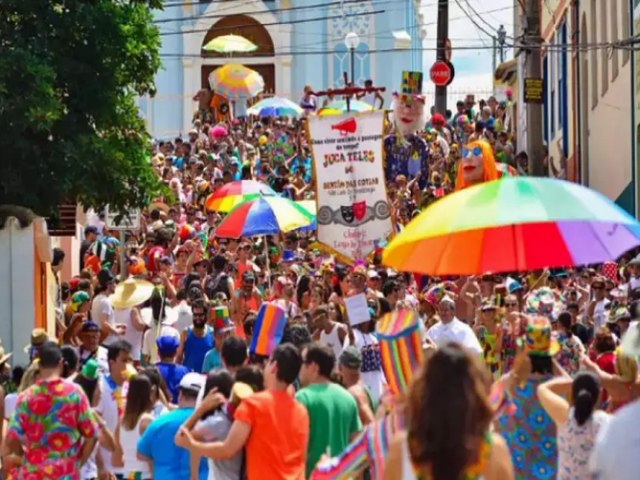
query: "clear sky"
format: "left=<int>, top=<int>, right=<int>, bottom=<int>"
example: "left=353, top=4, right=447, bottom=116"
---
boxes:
left=420, top=0, right=514, bottom=96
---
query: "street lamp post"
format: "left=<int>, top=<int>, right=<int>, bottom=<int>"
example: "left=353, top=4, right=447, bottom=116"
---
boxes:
left=344, top=32, right=360, bottom=112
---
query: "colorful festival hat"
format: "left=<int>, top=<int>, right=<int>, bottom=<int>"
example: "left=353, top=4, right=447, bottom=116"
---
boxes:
left=67, top=291, right=90, bottom=314
left=376, top=310, right=424, bottom=396
left=422, top=282, right=457, bottom=307
left=525, top=316, right=559, bottom=357
left=398, top=71, right=424, bottom=98
left=249, top=303, right=287, bottom=356
left=602, top=261, right=619, bottom=284
left=212, top=306, right=233, bottom=334
left=525, top=287, right=563, bottom=321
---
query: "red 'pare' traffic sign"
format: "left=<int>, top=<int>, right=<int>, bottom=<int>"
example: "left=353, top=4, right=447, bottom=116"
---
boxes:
left=430, top=61, right=453, bottom=87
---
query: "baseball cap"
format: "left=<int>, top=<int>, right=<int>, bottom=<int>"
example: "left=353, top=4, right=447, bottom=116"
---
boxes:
left=179, top=372, right=205, bottom=393
left=80, top=321, right=100, bottom=333
left=84, top=225, right=99, bottom=235
left=339, top=346, right=362, bottom=370
left=156, top=335, right=180, bottom=356
left=97, top=269, right=116, bottom=286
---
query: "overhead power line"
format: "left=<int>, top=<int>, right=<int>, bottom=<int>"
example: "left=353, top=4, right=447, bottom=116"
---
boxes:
left=159, top=9, right=385, bottom=36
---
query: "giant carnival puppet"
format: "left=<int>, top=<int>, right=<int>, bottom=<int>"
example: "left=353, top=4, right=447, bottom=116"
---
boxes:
left=455, top=139, right=516, bottom=190
left=384, top=71, right=429, bottom=190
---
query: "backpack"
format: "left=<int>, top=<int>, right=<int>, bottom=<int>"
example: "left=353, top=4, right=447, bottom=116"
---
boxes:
left=206, top=271, right=231, bottom=300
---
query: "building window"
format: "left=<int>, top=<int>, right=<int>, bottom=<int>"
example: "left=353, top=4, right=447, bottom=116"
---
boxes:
left=601, top=0, right=609, bottom=95
left=332, top=43, right=370, bottom=88
left=550, top=46, right=556, bottom=136
left=622, top=0, right=630, bottom=64
left=560, top=21, right=568, bottom=157
left=543, top=54, right=549, bottom=144
left=612, top=0, right=619, bottom=80
left=590, top=0, right=598, bottom=108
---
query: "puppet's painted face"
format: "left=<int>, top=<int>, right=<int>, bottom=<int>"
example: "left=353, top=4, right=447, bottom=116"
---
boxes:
left=394, top=95, right=425, bottom=136
left=460, top=144, right=484, bottom=184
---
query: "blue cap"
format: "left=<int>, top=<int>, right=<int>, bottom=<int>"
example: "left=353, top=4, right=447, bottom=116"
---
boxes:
left=156, top=336, right=179, bottom=355
left=282, top=249, right=296, bottom=262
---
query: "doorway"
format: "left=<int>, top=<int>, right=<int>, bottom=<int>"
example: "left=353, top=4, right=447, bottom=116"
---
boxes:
left=201, top=63, right=275, bottom=96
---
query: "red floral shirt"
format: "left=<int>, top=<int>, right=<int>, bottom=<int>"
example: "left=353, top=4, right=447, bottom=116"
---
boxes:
left=7, top=378, right=98, bottom=480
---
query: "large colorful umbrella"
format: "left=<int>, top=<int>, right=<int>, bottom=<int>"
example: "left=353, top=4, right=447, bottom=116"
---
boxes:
left=295, top=200, right=316, bottom=231
left=203, top=34, right=257, bottom=54
left=247, top=96, right=304, bottom=117
left=215, top=196, right=315, bottom=238
left=318, top=99, right=374, bottom=116
left=383, top=177, right=640, bottom=275
left=209, top=64, right=264, bottom=99
left=205, top=180, right=275, bottom=212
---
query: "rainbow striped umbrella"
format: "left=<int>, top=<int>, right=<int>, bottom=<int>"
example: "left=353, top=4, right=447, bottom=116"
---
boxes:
left=205, top=180, right=275, bottom=212
left=203, top=34, right=257, bottom=54
left=215, top=196, right=314, bottom=238
left=247, top=96, right=304, bottom=117
left=209, top=64, right=264, bottom=99
left=383, top=177, right=640, bottom=275
left=318, top=99, right=374, bottom=116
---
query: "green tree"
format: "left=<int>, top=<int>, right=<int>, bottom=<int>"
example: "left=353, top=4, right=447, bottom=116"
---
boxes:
left=0, top=0, right=166, bottom=217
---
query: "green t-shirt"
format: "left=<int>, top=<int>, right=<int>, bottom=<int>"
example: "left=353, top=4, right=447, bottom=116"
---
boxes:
left=295, top=382, right=362, bottom=478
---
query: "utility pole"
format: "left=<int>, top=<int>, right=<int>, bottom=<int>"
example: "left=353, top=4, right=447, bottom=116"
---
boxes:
left=435, top=0, right=449, bottom=115
left=525, top=0, right=545, bottom=176
left=492, top=36, right=497, bottom=75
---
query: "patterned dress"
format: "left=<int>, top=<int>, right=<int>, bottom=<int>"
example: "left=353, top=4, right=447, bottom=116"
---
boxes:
left=497, top=375, right=557, bottom=480
left=384, top=134, right=429, bottom=189
left=555, top=332, right=585, bottom=375
left=7, top=378, right=98, bottom=480
left=557, top=408, right=609, bottom=480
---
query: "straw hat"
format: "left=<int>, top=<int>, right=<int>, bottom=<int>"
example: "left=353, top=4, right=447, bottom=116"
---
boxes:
left=0, top=346, right=12, bottom=366
left=24, top=328, right=49, bottom=353
left=111, top=278, right=155, bottom=309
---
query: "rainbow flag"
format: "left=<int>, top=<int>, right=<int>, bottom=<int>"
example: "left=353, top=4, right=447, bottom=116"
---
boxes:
left=249, top=303, right=287, bottom=356
left=376, top=310, right=424, bottom=396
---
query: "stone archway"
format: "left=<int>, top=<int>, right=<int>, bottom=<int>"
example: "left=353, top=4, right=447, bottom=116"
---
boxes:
left=200, top=15, right=276, bottom=94
left=182, top=1, right=291, bottom=133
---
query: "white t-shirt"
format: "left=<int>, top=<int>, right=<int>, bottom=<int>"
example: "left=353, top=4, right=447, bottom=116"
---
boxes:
left=590, top=400, right=640, bottom=480
left=91, top=293, right=118, bottom=345
left=4, top=392, right=17, bottom=420
left=174, top=302, right=193, bottom=333
left=115, top=307, right=144, bottom=362
left=96, top=376, right=128, bottom=474
left=593, top=298, right=610, bottom=330
left=427, top=318, right=483, bottom=354
left=141, top=307, right=180, bottom=363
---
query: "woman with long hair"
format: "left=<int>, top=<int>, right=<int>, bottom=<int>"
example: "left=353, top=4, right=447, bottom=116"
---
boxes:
left=141, top=366, right=171, bottom=416
left=537, top=372, right=610, bottom=479
left=114, top=374, right=154, bottom=479
left=384, top=343, right=513, bottom=480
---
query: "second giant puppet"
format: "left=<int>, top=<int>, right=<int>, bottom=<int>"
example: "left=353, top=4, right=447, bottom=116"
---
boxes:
left=384, top=71, right=429, bottom=189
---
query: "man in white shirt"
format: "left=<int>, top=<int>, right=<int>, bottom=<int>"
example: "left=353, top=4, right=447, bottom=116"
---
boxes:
left=426, top=296, right=482, bottom=354
left=90, top=269, right=124, bottom=345
left=588, top=276, right=610, bottom=330
left=590, top=398, right=640, bottom=480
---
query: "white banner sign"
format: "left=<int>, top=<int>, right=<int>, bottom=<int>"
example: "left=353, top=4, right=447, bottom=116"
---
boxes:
left=308, top=110, right=392, bottom=261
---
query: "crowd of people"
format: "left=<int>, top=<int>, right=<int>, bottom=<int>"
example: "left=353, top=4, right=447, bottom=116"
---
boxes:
left=0, top=88, right=637, bottom=480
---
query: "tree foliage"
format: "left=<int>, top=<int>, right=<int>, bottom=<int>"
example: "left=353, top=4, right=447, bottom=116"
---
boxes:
left=0, top=0, right=166, bottom=216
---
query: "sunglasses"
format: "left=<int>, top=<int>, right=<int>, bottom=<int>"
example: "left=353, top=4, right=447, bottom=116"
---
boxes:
left=462, top=146, right=482, bottom=158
